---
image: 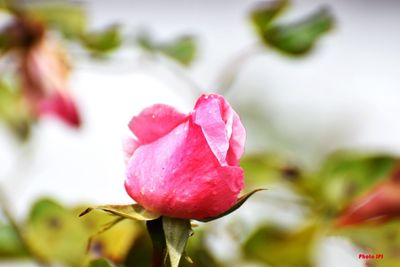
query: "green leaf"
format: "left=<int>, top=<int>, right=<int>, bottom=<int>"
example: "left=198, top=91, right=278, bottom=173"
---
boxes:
left=241, top=154, right=297, bottom=187
left=25, top=198, right=89, bottom=265
left=250, top=0, right=289, bottom=34
left=137, top=33, right=197, bottom=66
left=198, top=189, right=265, bottom=222
left=0, top=221, right=28, bottom=258
left=162, top=217, right=192, bottom=267
left=313, top=153, right=397, bottom=216
left=244, top=223, right=319, bottom=267
left=159, top=36, right=197, bottom=66
left=263, top=7, right=334, bottom=55
left=124, top=231, right=153, bottom=267
left=24, top=198, right=142, bottom=264
left=76, top=205, right=142, bottom=262
left=26, top=3, right=87, bottom=39
left=79, top=204, right=160, bottom=221
left=180, top=229, right=221, bottom=267
left=80, top=24, right=122, bottom=56
left=0, top=80, right=32, bottom=141
left=87, top=258, right=116, bottom=267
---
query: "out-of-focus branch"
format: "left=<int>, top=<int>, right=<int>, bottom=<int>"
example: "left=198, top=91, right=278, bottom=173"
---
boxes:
left=214, top=43, right=263, bottom=96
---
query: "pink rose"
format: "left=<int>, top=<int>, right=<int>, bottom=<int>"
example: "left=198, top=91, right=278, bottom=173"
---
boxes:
left=5, top=15, right=81, bottom=127
left=21, top=38, right=81, bottom=127
left=124, top=94, right=246, bottom=219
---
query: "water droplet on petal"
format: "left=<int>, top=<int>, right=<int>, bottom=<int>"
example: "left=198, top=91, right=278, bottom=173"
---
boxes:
left=151, top=114, right=156, bottom=119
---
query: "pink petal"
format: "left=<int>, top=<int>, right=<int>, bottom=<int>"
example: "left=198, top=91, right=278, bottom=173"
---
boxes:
left=128, top=104, right=187, bottom=144
left=226, top=112, right=246, bottom=166
left=125, top=119, right=244, bottom=219
left=193, top=94, right=245, bottom=166
left=122, top=137, right=140, bottom=164
left=193, top=95, right=230, bottom=165
left=39, top=92, right=81, bottom=127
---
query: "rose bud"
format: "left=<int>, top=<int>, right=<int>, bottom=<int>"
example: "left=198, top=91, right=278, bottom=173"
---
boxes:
left=20, top=36, right=81, bottom=127
left=335, top=167, right=400, bottom=227
left=124, top=94, right=246, bottom=220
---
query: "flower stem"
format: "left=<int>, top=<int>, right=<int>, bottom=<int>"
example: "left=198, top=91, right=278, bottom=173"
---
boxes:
left=146, top=217, right=166, bottom=267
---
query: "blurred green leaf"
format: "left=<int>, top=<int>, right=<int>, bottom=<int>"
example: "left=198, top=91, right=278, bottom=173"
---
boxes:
left=26, top=3, right=87, bottom=39
left=87, top=258, right=116, bottom=267
left=82, top=217, right=141, bottom=263
left=123, top=231, right=152, bottom=267
left=0, top=79, right=32, bottom=141
left=244, top=223, right=319, bottom=267
left=250, top=0, right=288, bottom=34
left=80, top=25, right=122, bottom=56
left=263, top=7, right=333, bottom=55
left=79, top=204, right=160, bottom=221
left=181, top=230, right=221, bottom=267
left=159, top=36, right=197, bottom=66
left=163, top=217, right=192, bottom=267
left=241, top=154, right=297, bottom=187
left=313, top=153, right=397, bottom=216
left=24, top=198, right=142, bottom=266
left=25, top=198, right=89, bottom=266
left=0, top=221, right=27, bottom=258
left=137, top=33, right=197, bottom=66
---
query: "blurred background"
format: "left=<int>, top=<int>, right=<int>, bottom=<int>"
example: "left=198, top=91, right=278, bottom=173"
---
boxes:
left=1, top=0, right=400, bottom=266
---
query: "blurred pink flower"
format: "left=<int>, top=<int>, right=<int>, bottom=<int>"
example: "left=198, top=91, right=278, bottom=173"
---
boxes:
left=335, top=168, right=400, bottom=227
left=4, top=15, right=81, bottom=127
left=20, top=37, right=81, bottom=127
left=124, top=94, right=246, bottom=219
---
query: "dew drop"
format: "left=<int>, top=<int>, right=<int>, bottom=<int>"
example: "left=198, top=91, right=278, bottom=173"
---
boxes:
left=151, top=114, right=156, bottom=119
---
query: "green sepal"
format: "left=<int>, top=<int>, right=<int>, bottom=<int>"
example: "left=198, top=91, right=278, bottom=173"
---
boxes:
left=198, top=189, right=265, bottom=222
left=79, top=204, right=160, bottom=221
left=162, top=217, right=192, bottom=267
